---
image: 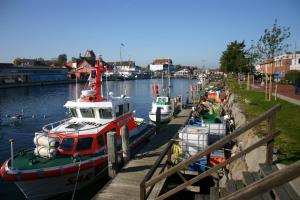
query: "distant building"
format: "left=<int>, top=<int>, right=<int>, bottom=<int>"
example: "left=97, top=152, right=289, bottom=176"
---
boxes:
left=0, top=63, right=68, bottom=84
left=107, top=61, right=140, bottom=77
left=149, top=58, right=175, bottom=71
left=290, top=52, right=300, bottom=71
left=258, top=52, right=300, bottom=76
left=174, top=69, right=191, bottom=77
left=17, top=58, right=48, bottom=66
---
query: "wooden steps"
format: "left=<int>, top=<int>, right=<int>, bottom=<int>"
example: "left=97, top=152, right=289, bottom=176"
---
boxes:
left=259, top=164, right=300, bottom=200
left=208, top=163, right=300, bottom=200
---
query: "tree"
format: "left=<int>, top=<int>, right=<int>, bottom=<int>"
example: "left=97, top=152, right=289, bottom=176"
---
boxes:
left=13, top=57, right=22, bottom=65
left=220, top=40, right=248, bottom=73
left=257, top=19, right=290, bottom=100
left=58, top=54, right=67, bottom=66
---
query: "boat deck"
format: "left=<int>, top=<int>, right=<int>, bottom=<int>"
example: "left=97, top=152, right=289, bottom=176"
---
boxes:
left=92, top=106, right=192, bottom=200
left=13, top=152, right=76, bottom=170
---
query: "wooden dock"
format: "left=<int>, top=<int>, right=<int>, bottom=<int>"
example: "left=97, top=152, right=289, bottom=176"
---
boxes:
left=92, top=106, right=191, bottom=200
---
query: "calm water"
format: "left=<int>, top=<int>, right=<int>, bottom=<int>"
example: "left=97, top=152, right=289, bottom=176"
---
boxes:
left=0, top=78, right=195, bottom=199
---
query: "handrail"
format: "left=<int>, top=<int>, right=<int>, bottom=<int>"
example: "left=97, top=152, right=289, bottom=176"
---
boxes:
left=221, top=160, right=300, bottom=200
left=140, top=104, right=281, bottom=200
left=155, top=130, right=280, bottom=200
left=145, top=104, right=281, bottom=187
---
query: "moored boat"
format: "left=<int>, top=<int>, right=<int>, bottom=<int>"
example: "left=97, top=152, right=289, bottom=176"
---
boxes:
left=149, top=68, right=174, bottom=123
left=0, top=56, right=152, bottom=200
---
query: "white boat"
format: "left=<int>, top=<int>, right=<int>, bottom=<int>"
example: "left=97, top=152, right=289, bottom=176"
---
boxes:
left=149, top=68, right=174, bottom=123
left=149, top=96, right=173, bottom=123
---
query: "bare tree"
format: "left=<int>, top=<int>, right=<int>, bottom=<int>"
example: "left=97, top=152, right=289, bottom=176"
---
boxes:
left=257, top=19, right=290, bottom=101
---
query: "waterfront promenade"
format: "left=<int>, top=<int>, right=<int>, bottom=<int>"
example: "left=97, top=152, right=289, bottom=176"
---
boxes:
left=92, top=106, right=192, bottom=200
left=252, top=82, right=300, bottom=105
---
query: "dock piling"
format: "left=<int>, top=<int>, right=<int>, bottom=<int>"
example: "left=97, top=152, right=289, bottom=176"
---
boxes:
left=121, top=126, right=130, bottom=164
left=156, top=107, right=161, bottom=134
left=107, top=131, right=117, bottom=178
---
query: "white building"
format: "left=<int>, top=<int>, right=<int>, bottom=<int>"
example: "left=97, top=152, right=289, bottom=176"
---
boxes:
left=290, top=52, right=300, bottom=71
left=108, top=61, right=139, bottom=77
left=149, top=58, right=175, bottom=71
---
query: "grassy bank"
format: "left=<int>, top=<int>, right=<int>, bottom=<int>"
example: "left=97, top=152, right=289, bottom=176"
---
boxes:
left=226, top=78, right=300, bottom=164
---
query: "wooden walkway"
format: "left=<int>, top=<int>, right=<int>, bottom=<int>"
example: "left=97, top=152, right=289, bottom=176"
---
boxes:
left=92, top=107, right=191, bottom=200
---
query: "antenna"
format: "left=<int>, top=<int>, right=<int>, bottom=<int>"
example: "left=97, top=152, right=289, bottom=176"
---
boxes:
left=75, top=62, right=78, bottom=101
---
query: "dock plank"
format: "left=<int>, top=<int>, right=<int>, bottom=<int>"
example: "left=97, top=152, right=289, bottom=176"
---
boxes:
left=92, top=107, right=191, bottom=200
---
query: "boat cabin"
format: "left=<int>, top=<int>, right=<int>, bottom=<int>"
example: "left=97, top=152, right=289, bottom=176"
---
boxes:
left=46, top=96, right=135, bottom=156
left=156, top=96, right=170, bottom=105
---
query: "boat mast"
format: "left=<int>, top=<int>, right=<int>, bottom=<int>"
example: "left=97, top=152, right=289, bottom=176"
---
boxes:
left=168, top=65, right=171, bottom=98
left=93, top=56, right=105, bottom=102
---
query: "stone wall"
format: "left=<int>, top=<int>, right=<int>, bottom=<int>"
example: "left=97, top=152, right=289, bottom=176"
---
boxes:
left=221, top=93, right=267, bottom=184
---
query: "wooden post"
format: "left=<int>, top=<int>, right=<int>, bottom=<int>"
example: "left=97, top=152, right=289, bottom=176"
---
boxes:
left=266, top=114, right=276, bottom=164
left=107, top=131, right=117, bottom=178
left=171, top=99, right=175, bottom=115
left=167, top=148, right=172, bottom=169
left=265, top=73, right=268, bottom=100
left=140, top=181, right=146, bottom=200
left=179, top=95, right=183, bottom=111
left=121, top=126, right=130, bottom=164
left=275, top=80, right=278, bottom=101
left=247, top=73, right=250, bottom=90
left=156, top=107, right=161, bottom=134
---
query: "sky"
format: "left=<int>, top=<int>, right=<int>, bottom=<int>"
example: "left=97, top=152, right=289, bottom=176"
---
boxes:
left=0, top=0, right=299, bottom=68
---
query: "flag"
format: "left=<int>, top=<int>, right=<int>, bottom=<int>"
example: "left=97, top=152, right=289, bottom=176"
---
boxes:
left=121, top=43, right=125, bottom=47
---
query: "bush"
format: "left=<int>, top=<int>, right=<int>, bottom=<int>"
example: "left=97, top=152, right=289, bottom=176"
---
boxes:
left=285, top=71, right=300, bottom=84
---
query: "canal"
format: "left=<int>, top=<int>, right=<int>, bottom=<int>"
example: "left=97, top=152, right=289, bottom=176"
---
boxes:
left=0, top=78, right=195, bottom=199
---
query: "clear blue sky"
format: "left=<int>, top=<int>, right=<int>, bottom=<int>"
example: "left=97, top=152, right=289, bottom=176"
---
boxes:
left=0, top=0, right=299, bottom=67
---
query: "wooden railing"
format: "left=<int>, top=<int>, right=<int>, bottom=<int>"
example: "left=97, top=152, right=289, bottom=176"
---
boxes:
left=221, top=160, right=300, bottom=200
left=140, top=104, right=282, bottom=200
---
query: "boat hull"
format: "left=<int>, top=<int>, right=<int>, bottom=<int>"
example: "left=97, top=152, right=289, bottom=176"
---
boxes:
left=149, top=112, right=173, bottom=123
left=15, top=166, right=106, bottom=200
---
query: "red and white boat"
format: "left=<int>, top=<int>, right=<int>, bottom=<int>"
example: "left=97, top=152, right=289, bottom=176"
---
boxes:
left=0, top=56, right=153, bottom=200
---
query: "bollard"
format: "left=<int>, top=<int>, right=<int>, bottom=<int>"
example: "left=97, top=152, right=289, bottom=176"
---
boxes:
left=156, top=107, right=161, bottom=134
left=121, top=126, right=130, bottom=164
left=107, top=131, right=117, bottom=178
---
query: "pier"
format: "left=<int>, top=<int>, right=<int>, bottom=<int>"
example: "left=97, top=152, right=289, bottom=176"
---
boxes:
left=92, top=106, right=192, bottom=200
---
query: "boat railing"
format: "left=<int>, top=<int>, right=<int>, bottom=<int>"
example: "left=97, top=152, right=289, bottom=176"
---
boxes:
left=42, top=118, right=113, bottom=134
left=42, top=118, right=71, bottom=133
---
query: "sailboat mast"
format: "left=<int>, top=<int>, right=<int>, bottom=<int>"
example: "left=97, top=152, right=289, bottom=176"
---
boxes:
left=168, top=65, right=171, bottom=97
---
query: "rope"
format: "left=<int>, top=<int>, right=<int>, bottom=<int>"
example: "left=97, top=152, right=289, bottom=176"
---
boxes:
left=71, top=158, right=81, bottom=200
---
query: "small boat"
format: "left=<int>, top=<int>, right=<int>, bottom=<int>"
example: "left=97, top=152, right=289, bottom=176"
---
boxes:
left=0, top=56, right=152, bottom=200
left=149, top=96, right=173, bottom=123
left=149, top=69, right=173, bottom=123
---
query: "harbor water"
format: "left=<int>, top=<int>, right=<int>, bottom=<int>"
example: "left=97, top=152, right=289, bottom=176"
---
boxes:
left=0, top=78, right=195, bottom=199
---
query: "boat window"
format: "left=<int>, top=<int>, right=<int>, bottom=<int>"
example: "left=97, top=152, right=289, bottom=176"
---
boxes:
left=97, top=134, right=105, bottom=147
left=91, top=70, right=96, bottom=78
left=70, top=108, right=78, bottom=117
left=80, top=108, right=95, bottom=118
left=76, top=137, right=94, bottom=151
left=116, top=105, right=123, bottom=117
left=123, top=103, right=130, bottom=113
left=60, top=138, right=74, bottom=151
left=99, top=109, right=112, bottom=119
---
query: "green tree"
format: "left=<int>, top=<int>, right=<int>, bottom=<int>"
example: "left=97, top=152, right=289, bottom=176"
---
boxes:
left=13, top=57, right=22, bottom=65
left=58, top=54, right=67, bottom=66
left=220, top=40, right=248, bottom=73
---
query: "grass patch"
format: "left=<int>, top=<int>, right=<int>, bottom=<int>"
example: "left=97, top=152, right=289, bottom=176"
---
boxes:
left=226, top=78, right=300, bottom=164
